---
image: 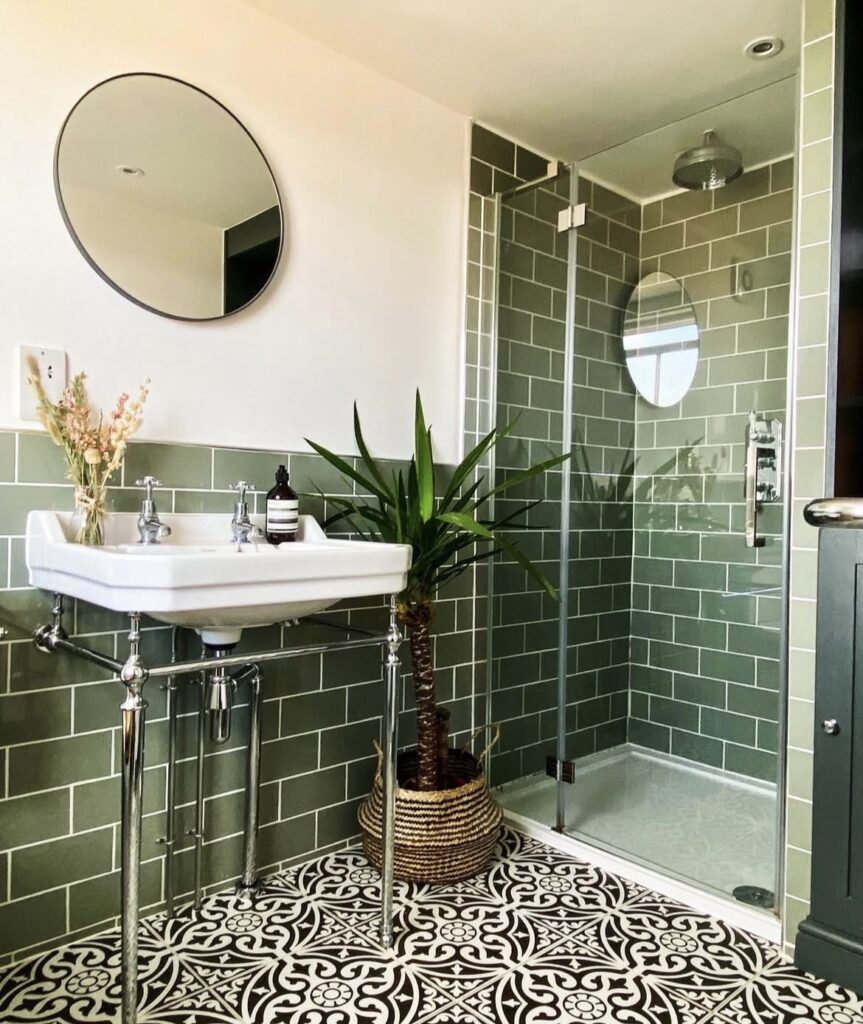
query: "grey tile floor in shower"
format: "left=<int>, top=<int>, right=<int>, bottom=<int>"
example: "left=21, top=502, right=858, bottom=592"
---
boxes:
left=497, top=746, right=776, bottom=900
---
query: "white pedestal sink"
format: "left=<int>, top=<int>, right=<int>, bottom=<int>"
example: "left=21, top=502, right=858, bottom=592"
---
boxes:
left=26, top=507, right=411, bottom=1024
left=26, top=510, right=411, bottom=645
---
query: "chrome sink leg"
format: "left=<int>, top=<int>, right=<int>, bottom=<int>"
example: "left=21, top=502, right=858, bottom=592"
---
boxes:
left=380, top=596, right=401, bottom=948
left=236, top=666, right=263, bottom=898
left=120, top=614, right=147, bottom=1024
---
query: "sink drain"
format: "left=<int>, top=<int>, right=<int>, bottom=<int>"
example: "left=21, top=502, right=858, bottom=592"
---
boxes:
left=732, top=885, right=774, bottom=909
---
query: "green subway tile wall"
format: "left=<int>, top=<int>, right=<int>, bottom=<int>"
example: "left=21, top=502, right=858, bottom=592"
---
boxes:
left=0, top=435, right=482, bottom=962
left=476, top=120, right=795, bottom=794
left=629, top=158, right=793, bottom=782
left=782, top=0, right=836, bottom=954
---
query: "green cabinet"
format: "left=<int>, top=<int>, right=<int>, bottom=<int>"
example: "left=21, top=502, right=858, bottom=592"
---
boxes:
left=796, top=528, right=863, bottom=992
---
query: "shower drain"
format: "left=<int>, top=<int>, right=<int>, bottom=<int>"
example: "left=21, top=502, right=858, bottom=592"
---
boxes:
left=732, top=885, right=775, bottom=909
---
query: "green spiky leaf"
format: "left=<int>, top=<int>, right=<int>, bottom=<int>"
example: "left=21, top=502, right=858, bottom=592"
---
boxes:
left=414, top=391, right=434, bottom=522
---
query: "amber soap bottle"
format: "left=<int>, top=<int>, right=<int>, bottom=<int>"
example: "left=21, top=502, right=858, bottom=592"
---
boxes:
left=265, top=465, right=299, bottom=544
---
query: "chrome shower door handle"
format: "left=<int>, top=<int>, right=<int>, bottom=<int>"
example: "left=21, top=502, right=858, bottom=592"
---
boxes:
left=804, top=498, right=863, bottom=526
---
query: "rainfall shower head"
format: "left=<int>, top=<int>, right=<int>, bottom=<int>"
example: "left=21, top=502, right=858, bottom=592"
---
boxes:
left=672, top=130, right=743, bottom=191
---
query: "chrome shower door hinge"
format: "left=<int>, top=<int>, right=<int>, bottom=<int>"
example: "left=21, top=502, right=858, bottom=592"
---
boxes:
left=557, top=203, right=587, bottom=233
left=546, top=755, right=576, bottom=783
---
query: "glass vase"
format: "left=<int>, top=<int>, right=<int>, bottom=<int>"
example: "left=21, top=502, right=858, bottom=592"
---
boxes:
left=73, top=485, right=106, bottom=546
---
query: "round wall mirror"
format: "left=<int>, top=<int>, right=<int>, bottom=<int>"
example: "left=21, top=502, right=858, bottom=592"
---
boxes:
left=622, top=271, right=700, bottom=407
left=54, top=73, right=283, bottom=321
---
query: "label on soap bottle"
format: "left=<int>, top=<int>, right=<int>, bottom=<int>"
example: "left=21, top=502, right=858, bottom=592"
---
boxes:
left=266, top=498, right=299, bottom=535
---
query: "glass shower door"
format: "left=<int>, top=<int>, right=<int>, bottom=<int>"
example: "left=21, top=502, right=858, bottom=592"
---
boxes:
left=555, top=156, right=791, bottom=909
left=486, top=168, right=573, bottom=809
left=492, top=147, right=793, bottom=913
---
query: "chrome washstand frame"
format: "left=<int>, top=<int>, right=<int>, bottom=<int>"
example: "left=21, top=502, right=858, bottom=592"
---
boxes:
left=32, top=594, right=404, bottom=1024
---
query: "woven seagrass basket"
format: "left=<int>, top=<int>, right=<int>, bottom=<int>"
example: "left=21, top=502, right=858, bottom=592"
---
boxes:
left=358, top=725, right=502, bottom=884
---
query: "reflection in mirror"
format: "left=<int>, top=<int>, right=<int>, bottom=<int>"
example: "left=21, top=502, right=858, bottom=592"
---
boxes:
left=622, top=271, right=699, bottom=407
left=55, top=73, right=282, bottom=321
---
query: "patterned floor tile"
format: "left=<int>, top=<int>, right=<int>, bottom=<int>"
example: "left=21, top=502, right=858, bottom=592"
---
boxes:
left=388, top=897, right=552, bottom=984
left=275, top=849, right=402, bottom=915
left=462, top=944, right=709, bottom=1024
left=144, top=889, right=355, bottom=972
left=568, top=899, right=779, bottom=1010
left=469, top=850, right=643, bottom=934
left=203, top=938, right=435, bottom=1024
left=0, top=933, right=201, bottom=1024
left=709, top=958, right=863, bottom=1024
left=1, top=827, right=861, bottom=1024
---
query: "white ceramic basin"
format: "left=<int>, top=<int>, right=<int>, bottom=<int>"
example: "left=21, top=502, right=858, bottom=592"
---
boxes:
left=26, top=511, right=411, bottom=645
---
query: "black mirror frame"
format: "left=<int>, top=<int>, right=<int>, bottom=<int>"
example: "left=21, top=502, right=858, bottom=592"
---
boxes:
left=53, top=71, right=284, bottom=323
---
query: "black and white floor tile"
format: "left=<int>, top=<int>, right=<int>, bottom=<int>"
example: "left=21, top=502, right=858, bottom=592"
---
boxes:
left=1, top=827, right=861, bottom=1024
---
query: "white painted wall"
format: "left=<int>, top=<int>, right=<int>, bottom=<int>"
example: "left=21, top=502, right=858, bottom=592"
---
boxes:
left=62, top=185, right=225, bottom=320
left=0, top=0, right=468, bottom=461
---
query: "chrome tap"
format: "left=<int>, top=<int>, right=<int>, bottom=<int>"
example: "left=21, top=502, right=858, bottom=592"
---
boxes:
left=230, top=481, right=263, bottom=545
left=136, top=477, right=172, bottom=545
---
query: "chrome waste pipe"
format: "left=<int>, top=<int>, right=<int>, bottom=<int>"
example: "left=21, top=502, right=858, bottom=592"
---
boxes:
left=205, top=653, right=235, bottom=746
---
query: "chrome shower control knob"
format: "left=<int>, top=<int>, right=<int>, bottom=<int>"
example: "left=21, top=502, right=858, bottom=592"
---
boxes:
left=822, top=718, right=840, bottom=736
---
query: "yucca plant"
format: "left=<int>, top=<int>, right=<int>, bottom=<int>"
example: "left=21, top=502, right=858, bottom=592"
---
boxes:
left=306, top=392, right=569, bottom=792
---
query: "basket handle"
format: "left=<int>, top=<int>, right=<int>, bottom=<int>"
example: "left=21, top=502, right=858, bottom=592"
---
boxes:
left=462, top=723, right=500, bottom=766
left=372, top=738, right=385, bottom=781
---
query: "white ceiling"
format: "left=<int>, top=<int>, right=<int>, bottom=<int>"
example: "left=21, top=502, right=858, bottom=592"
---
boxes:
left=58, top=74, right=279, bottom=227
left=583, top=77, right=797, bottom=202
left=244, top=0, right=801, bottom=163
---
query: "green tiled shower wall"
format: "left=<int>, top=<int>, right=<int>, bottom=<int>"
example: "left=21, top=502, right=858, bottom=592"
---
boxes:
left=0, top=436, right=483, bottom=962
left=476, top=114, right=795, bottom=790
left=470, top=14, right=830, bottom=946
left=627, top=158, right=793, bottom=781
left=782, top=0, right=837, bottom=953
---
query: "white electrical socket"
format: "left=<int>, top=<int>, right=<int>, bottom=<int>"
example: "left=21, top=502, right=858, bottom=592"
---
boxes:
left=18, top=346, right=67, bottom=421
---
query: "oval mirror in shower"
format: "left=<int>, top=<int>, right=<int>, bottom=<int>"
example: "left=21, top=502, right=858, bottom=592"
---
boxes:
left=622, top=271, right=700, bottom=407
left=54, top=73, right=283, bottom=321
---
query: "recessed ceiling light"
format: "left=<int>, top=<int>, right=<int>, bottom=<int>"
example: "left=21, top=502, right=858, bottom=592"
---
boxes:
left=115, top=164, right=144, bottom=176
left=744, top=37, right=784, bottom=60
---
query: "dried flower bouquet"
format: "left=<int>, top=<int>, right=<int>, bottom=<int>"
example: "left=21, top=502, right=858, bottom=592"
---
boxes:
left=28, top=362, right=149, bottom=546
